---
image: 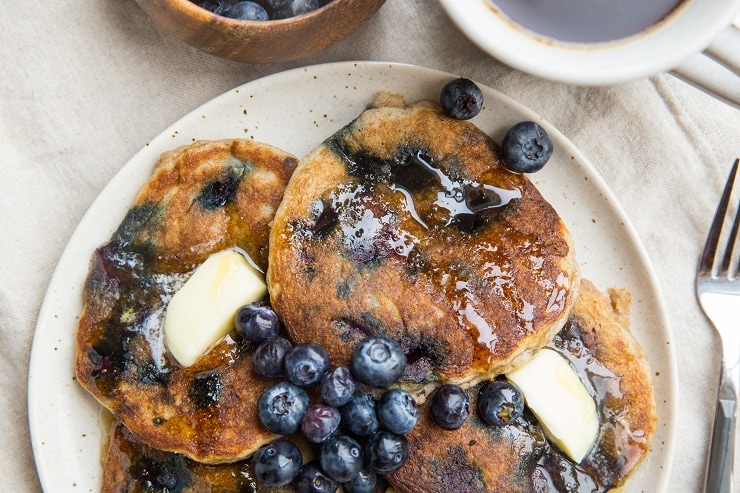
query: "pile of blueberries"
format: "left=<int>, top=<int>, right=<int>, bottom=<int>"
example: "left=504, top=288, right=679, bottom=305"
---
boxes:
left=192, top=0, right=331, bottom=21
left=236, top=301, right=416, bottom=492
left=235, top=301, right=527, bottom=492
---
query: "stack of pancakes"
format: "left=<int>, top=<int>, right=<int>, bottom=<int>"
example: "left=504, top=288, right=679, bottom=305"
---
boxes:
left=76, top=94, right=656, bottom=492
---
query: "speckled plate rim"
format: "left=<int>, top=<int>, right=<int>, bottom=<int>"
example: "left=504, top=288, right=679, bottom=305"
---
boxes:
left=27, top=61, right=677, bottom=492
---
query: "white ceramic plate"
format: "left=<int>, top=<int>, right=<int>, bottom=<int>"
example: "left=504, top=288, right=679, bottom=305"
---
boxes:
left=28, top=61, right=677, bottom=492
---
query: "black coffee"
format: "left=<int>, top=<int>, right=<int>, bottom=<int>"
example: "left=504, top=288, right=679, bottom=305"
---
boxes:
left=490, top=0, right=684, bottom=43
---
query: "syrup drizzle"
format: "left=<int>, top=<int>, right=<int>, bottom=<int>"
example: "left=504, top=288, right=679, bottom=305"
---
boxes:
left=453, top=280, right=499, bottom=353
left=389, top=150, right=522, bottom=229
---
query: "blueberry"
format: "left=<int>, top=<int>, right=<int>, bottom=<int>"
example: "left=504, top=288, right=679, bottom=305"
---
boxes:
left=351, top=336, right=406, bottom=388
left=252, top=337, right=293, bottom=379
left=440, top=78, right=483, bottom=120
left=364, top=430, right=409, bottom=474
left=295, top=460, right=339, bottom=493
left=478, top=380, right=524, bottom=426
left=344, top=466, right=377, bottom=493
left=257, top=381, right=309, bottom=435
left=285, top=343, right=331, bottom=387
left=301, top=404, right=341, bottom=443
left=430, top=384, right=469, bottom=430
left=267, top=0, right=320, bottom=19
left=339, top=392, right=379, bottom=437
left=196, top=0, right=237, bottom=15
left=320, top=366, right=357, bottom=407
left=188, top=371, right=223, bottom=408
left=319, top=435, right=364, bottom=483
left=501, top=121, right=553, bottom=173
left=253, top=438, right=302, bottom=487
left=196, top=171, right=241, bottom=209
left=376, top=388, right=419, bottom=435
left=235, top=301, right=281, bottom=344
left=128, top=454, right=190, bottom=491
left=223, top=1, right=269, bottom=20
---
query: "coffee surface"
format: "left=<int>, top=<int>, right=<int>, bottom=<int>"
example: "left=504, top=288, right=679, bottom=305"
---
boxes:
left=490, top=0, right=683, bottom=43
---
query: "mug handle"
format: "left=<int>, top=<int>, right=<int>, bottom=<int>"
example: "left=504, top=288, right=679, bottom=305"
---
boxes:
left=668, top=25, right=740, bottom=109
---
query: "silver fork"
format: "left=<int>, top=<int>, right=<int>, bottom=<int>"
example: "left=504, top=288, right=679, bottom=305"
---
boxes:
left=697, top=158, right=740, bottom=493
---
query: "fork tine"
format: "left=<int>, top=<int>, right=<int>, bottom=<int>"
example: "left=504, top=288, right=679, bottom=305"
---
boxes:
left=699, top=159, right=739, bottom=276
left=720, top=188, right=740, bottom=277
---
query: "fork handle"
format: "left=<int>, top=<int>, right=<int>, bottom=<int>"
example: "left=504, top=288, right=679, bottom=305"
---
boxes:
left=705, top=364, right=738, bottom=493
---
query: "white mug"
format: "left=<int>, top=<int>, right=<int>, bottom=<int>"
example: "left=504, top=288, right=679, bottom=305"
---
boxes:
left=439, top=0, right=740, bottom=107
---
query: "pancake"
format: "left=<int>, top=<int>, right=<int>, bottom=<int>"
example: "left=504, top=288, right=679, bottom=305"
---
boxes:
left=386, top=279, right=657, bottom=492
left=102, top=420, right=394, bottom=492
left=268, top=93, right=580, bottom=396
left=102, top=420, right=291, bottom=493
left=75, top=139, right=298, bottom=463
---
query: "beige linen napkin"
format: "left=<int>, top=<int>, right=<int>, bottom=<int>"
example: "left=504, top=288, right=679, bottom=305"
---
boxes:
left=1, top=0, right=738, bottom=491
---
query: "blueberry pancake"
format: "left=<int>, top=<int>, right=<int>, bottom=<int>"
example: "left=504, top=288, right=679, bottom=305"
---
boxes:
left=386, top=280, right=657, bottom=492
left=102, top=421, right=294, bottom=493
left=102, top=420, right=393, bottom=493
left=268, top=93, right=580, bottom=395
left=75, top=139, right=297, bottom=463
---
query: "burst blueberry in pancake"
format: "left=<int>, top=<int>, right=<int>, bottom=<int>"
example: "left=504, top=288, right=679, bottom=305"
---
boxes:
left=75, top=139, right=297, bottom=463
left=386, top=280, right=657, bottom=492
left=268, top=93, right=580, bottom=395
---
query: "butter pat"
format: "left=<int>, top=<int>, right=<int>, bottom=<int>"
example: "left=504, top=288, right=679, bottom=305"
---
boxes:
left=164, top=249, right=267, bottom=367
left=506, top=348, right=598, bottom=463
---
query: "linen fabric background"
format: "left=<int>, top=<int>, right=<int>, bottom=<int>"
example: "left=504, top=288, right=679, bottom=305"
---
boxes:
left=1, top=0, right=739, bottom=491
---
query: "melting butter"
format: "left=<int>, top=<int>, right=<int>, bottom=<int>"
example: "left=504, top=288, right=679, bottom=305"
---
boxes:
left=164, top=249, right=266, bottom=367
left=506, top=347, right=598, bottom=463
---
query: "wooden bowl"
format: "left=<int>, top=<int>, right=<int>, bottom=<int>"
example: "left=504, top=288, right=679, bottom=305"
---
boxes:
left=134, top=0, right=386, bottom=63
